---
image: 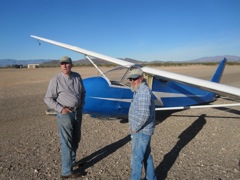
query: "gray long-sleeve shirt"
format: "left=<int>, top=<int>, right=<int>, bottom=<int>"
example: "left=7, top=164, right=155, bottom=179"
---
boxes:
left=44, top=72, right=85, bottom=113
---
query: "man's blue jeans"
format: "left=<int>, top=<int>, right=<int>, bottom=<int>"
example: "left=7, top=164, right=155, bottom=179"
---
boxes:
left=131, top=132, right=156, bottom=180
left=57, top=109, right=82, bottom=176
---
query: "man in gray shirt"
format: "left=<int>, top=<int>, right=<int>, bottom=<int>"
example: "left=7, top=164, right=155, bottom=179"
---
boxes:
left=44, top=56, right=85, bottom=178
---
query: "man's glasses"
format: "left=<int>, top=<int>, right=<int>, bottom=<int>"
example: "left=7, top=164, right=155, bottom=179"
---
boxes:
left=128, top=77, right=139, bottom=81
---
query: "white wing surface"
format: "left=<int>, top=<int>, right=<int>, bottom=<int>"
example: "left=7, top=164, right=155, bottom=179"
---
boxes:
left=31, top=35, right=240, bottom=99
left=31, top=35, right=133, bottom=67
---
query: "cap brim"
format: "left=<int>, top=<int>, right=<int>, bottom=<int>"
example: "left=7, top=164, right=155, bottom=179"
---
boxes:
left=60, top=60, right=71, bottom=63
left=127, top=74, right=140, bottom=79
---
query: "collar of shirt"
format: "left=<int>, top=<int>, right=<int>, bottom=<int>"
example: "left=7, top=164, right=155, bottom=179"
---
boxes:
left=134, top=82, right=145, bottom=93
left=61, top=72, right=72, bottom=79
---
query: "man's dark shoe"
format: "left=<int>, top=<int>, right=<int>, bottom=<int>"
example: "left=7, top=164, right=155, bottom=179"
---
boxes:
left=72, top=161, right=85, bottom=168
left=61, top=172, right=82, bottom=179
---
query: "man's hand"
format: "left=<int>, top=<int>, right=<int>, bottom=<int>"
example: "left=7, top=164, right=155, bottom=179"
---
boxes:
left=130, top=129, right=137, bottom=134
left=61, top=107, right=72, bottom=114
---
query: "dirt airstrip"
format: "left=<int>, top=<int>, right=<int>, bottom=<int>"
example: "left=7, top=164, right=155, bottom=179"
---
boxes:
left=0, top=65, right=239, bottom=179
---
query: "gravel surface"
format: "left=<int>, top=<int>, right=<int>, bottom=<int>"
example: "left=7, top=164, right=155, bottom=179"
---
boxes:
left=0, top=65, right=239, bottom=179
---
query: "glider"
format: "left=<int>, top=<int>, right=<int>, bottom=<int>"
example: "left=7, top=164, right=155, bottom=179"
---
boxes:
left=31, top=35, right=240, bottom=119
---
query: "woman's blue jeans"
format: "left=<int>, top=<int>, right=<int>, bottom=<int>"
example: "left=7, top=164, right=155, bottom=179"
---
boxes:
left=131, top=132, right=156, bottom=180
left=57, top=109, right=82, bottom=176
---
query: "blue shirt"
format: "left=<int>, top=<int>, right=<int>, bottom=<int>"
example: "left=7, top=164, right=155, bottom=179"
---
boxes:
left=44, top=71, right=85, bottom=113
left=128, top=82, right=155, bottom=135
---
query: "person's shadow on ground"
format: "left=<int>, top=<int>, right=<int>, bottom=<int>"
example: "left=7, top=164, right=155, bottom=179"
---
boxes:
left=74, top=134, right=131, bottom=175
left=155, top=114, right=207, bottom=180
left=74, top=114, right=206, bottom=178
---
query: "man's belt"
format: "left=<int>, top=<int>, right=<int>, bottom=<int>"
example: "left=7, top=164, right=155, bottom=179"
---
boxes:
left=65, top=106, right=81, bottom=111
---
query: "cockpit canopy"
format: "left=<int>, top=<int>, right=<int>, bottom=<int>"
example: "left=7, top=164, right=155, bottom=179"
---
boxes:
left=103, top=65, right=154, bottom=89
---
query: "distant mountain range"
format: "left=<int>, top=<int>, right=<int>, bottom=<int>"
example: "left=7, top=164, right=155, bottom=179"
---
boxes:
left=1, top=55, right=240, bottom=67
left=0, top=59, right=51, bottom=67
left=186, top=55, right=240, bottom=63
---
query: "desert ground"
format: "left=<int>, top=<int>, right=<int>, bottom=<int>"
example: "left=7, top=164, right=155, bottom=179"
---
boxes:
left=0, top=64, right=239, bottom=179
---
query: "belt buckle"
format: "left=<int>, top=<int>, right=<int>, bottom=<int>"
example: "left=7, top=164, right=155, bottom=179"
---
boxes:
left=71, top=107, right=78, bottom=111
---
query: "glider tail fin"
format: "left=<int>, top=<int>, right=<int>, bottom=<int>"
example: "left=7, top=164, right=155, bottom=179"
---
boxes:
left=211, top=58, right=227, bottom=83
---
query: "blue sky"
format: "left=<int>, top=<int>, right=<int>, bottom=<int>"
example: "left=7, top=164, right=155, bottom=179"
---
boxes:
left=1, top=0, right=240, bottom=61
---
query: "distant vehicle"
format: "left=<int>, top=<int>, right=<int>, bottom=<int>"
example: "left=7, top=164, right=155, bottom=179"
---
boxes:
left=31, top=35, right=240, bottom=119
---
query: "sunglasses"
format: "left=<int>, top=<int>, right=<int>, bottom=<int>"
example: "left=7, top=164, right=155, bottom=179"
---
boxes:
left=128, top=77, right=139, bottom=81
